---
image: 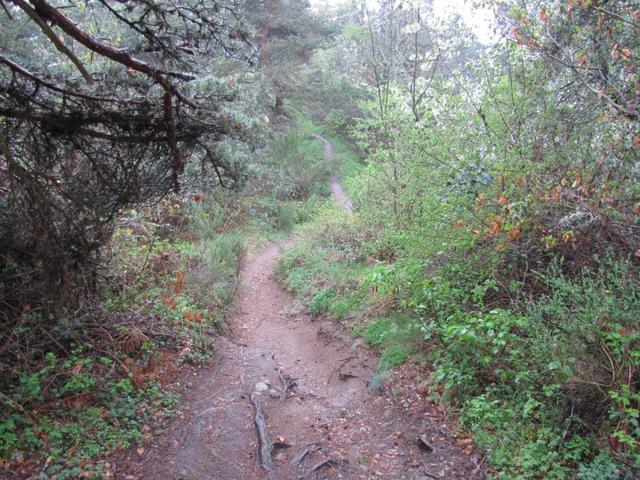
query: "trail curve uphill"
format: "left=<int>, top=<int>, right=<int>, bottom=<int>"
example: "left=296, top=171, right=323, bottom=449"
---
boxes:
left=311, top=133, right=353, bottom=211
left=118, top=137, right=481, bottom=480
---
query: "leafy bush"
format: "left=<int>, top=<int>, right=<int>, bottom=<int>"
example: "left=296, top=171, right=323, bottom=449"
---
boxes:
left=274, top=114, right=639, bottom=478
left=249, top=197, right=299, bottom=232
left=416, top=257, right=640, bottom=479
left=308, top=287, right=337, bottom=316
left=328, top=294, right=362, bottom=320
left=363, top=317, right=393, bottom=347
left=266, top=131, right=331, bottom=200
left=379, top=345, right=410, bottom=370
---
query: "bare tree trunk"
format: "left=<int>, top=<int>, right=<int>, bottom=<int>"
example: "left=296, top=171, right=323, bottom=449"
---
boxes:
left=259, top=0, right=276, bottom=67
left=274, top=95, right=283, bottom=114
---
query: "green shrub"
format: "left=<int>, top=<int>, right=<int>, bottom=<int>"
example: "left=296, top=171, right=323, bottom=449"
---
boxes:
left=308, top=287, right=336, bottom=316
left=274, top=203, right=297, bottom=231
left=250, top=197, right=295, bottom=232
left=328, top=294, right=361, bottom=320
left=418, top=256, right=640, bottom=478
left=363, top=317, right=392, bottom=347
left=268, top=131, right=330, bottom=200
left=270, top=120, right=640, bottom=478
left=196, top=232, right=244, bottom=309
left=276, top=242, right=326, bottom=295
left=379, top=345, right=410, bottom=370
left=186, top=196, right=224, bottom=240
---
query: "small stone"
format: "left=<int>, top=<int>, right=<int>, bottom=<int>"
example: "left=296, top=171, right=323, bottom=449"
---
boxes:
left=255, top=382, right=269, bottom=392
left=268, top=389, right=279, bottom=398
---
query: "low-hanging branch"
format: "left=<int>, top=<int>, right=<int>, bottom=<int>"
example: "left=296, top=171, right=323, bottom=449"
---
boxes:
left=0, top=55, right=144, bottom=105
left=18, top=0, right=197, bottom=106
left=2, top=0, right=249, bottom=192
left=0, top=0, right=250, bottom=344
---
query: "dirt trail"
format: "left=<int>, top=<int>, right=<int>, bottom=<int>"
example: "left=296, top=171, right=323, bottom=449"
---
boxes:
left=119, top=140, right=482, bottom=480
left=312, top=133, right=353, bottom=211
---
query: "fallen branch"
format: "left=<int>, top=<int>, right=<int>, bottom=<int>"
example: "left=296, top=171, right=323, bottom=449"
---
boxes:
left=250, top=393, right=276, bottom=480
left=298, top=458, right=338, bottom=480
left=290, top=449, right=310, bottom=468
left=470, top=455, right=487, bottom=480
left=423, top=470, right=438, bottom=480
left=269, top=351, right=297, bottom=394
left=337, top=355, right=356, bottom=363
left=276, top=365, right=297, bottom=393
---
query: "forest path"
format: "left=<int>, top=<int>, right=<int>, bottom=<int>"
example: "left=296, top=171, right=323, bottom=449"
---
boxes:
left=118, top=140, right=480, bottom=480
left=312, top=133, right=353, bottom=211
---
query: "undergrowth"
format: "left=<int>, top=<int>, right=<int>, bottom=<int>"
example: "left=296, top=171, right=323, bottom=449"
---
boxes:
left=276, top=128, right=640, bottom=479
left=0, top=195, right=244, bottom=478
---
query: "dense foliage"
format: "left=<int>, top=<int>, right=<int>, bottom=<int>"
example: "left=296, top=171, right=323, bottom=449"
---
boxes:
left=0, top=0, right=252, bottom=323
left=275, top=0, right=640, bottom=478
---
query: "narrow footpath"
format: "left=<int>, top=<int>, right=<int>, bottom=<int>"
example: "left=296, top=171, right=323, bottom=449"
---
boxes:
left=118, top=137, right=483, bottom=480
left=311, top=134, right=353, bottom=211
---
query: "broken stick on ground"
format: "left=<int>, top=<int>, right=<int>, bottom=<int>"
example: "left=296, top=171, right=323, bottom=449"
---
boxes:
left=298, top=458, right=338, bottom=480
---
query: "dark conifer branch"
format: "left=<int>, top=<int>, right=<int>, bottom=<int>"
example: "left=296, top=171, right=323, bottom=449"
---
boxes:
left=11, top=0, right=95, bottom=84
left=0, top=55, right=144, bottom=104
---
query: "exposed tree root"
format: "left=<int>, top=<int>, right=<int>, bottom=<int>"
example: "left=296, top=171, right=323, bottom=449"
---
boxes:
left=250, top=393, right=276, bottom=480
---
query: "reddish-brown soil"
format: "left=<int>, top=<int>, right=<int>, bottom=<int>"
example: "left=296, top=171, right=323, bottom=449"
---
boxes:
left=115, top=138, right=486, bottom=479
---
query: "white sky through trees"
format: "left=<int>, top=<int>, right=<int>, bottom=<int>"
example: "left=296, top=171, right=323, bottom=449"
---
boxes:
left=309, top=0, right=499, bottom=44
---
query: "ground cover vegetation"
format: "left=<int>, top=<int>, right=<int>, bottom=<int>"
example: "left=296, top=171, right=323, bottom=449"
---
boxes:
left=275, top=0, right=640, bottom=478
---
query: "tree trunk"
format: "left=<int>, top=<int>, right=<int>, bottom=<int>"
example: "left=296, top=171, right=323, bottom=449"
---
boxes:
left=274, top=94, right=283, bottom=114
left=259, top=0, right=276, bottom=67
